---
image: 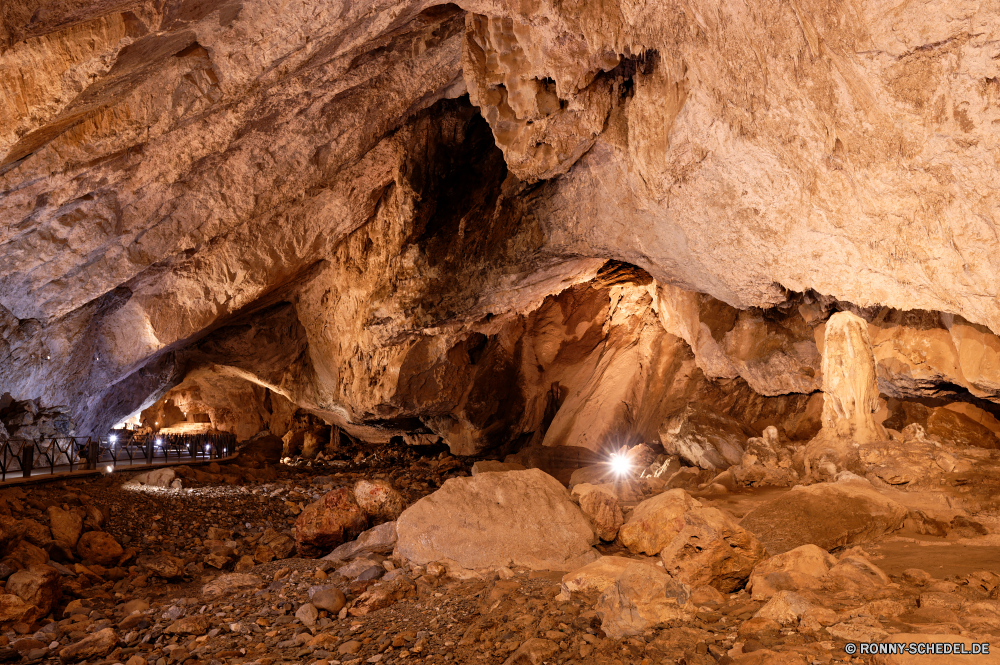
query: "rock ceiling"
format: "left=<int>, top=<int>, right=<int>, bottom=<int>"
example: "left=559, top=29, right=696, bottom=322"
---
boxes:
left=3, top=0, right=1000, bottom=453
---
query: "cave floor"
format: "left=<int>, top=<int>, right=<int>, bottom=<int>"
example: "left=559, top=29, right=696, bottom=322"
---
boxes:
left=4, top=444, right=1000, bottom=665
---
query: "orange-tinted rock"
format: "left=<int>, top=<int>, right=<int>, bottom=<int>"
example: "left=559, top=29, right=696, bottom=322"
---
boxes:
left=353, top=480, right=405, bottom=522
left=926, top=408, right=1000, bottom=449
left=295, top=489, right=367, bottom=558
left=76, top=532, right=123, bottom=566
left=5, top=565, right=60, bottom=615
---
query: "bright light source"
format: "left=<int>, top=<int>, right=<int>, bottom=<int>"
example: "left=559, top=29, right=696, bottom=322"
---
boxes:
left=105, top=465, right=113, bottom=473
left=156, top=438, right=163, bottom=447
left=609, top=452, right=631, bottom=477
left=204, top=444, right=210, bottom=451
left=109, top=434, right=117, bottom=443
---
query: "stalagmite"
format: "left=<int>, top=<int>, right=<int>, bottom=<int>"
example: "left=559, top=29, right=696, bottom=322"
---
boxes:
left=818, top=311, right=886, bottom=444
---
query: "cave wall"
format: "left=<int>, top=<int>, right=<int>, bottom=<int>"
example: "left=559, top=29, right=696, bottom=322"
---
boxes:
left=4, top=1, right=1000, bottom=454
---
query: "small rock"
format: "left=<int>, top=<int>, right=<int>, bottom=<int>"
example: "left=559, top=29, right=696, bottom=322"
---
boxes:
left=295, top=602, right=318, bottom=626
left=58, top=627, right=117, bottom=662
left=309, top=586, right=347, bottom=613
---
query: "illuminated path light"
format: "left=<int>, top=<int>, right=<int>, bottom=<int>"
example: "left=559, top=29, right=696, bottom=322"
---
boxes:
left=609, top=450, right=632, bottom=477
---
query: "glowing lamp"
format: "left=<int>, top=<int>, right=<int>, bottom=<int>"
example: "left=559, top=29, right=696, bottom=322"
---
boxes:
left=105, top=465, right=113, bottom=473
left=109, top=434, right=117, bottom=443
left=609, top=451, right=631, bottom=477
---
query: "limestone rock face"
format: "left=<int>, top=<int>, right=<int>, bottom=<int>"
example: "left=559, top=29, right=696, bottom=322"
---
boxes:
left=739, top=481, right=908, bottom=555
left=6, top=0, right=1000, bottom=466
left=395, top=468, right=599, bottom=571
left=659, top=403, right=750, bottom=471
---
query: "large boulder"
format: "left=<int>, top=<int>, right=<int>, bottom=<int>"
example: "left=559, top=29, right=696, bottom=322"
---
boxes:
left=574, top=484, right=623, bottom=542
left=395, top=469, right=598, bottom=571
left=353, top=479, right=405, bottom=522
left=659, top=403, right=750, bottom=470
left=0, top=594, right=42, bottom=623
left=76, top=531, right=123, bottom=565
left=6, top=565, right=60, bottom=615
left=295, top=489, right=368, bottom=558
left=659, top=506, right=767, bottom=592
left=47, top=506, right=83, bottom=548
left=618, top=489, right=699, bottom=555
left=739, top=480, right=907, bottom=555
left=595, top=562, right=693, bottom=638
left=747, top=544, right=837, bottom=600
left=126, top=467, right=177, bottom=488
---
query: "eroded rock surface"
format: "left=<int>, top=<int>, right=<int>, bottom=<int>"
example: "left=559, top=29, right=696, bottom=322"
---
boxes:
left=395, top=468, right=598, bottom=571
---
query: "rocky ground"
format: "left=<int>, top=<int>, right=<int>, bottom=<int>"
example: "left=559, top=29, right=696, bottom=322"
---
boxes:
left=0, top=428, right=999, bottom=665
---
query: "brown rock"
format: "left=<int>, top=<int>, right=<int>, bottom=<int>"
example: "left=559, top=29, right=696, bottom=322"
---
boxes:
left=310, top=586, right=346, bottom=613
left=20, top=520, right=51, bottom=546
left=6, top=565, right=60, bottom=614
left=259, top=528, right=295, bottom=559
left=205, top=546, right=236, bottom=569
left=471, top=461, right=527, bottom=475
left=396, top=469, right=598, bottom=571
left=58, top=627, right=117, bottom=662
left=748, top=544, right=837, bottom=601
left=2, top=539, right=48, bottom=570
left=576, top=485, right=623, bottom=541
left=659, top=403, right=750, bottom=471
left=234, top=555, right=255, bottom=572
left=562, top=556, right=659, bottom=595
left=137, top=553, right=185, bottom=579
left=927, top=407, right=1000, bottom=449
left=353, top=479, right=405, bottom=521
left=350, top=576, right=414, bottom=615
left=76, top=531, right=123, bottom=565
left=46, top=506, right=83, bottom=548
left=501, top=638, right=559, bottom=665
left=0, top=594, right=42, bottom=623
left=295, top=489, right=367, bottom=558
left=739, top=481, right=907, bottom=555
left=165, top=615, right=210, bottom=635
left=659, top=506, right=767, bottom=592
left=618, top=489, right=699, bottom=556
left=595, top=562, right=692, bottom=638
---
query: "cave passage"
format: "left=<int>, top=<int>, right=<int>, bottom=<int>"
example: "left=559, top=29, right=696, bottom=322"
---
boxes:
left=3, top=1, right=1000, bottom=663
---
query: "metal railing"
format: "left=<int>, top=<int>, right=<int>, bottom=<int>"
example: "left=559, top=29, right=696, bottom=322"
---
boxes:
left=0, top=431, right=237, bottom=481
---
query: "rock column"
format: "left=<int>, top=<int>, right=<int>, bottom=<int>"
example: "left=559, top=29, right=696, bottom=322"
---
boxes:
left=819, top=311, right=884, bottom=444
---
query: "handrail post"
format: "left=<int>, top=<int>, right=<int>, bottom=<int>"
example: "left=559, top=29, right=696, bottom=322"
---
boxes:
left=87, top=438, right=98, bottom=470
left=145, top=436, right=153, bottom=464
left=21, top=441, right=34, bottom=479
